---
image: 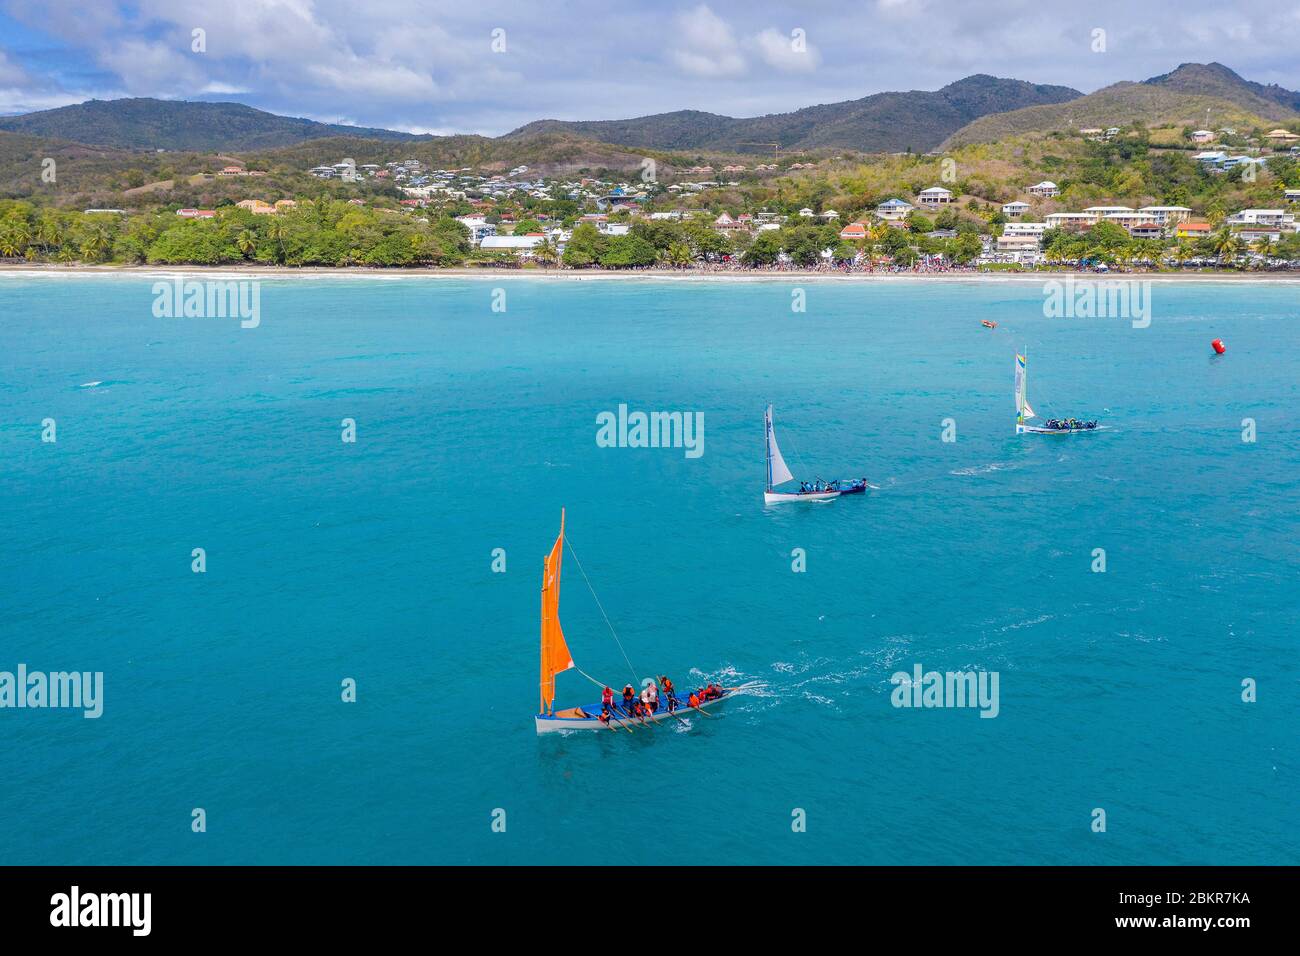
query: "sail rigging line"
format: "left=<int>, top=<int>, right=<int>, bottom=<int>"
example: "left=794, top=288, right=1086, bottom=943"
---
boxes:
left=563, top=533, right=640, bottom=687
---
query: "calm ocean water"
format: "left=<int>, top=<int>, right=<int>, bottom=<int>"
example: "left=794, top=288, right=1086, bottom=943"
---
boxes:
left=1, top=274, right=1296, bottom=865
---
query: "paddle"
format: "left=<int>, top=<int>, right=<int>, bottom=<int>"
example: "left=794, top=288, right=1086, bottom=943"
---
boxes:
left=606, top=711, right=633, bottom=734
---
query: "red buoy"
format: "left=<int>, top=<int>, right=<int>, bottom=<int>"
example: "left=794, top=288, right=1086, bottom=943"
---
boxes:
left=1212, top=338, right=1226, bottom=355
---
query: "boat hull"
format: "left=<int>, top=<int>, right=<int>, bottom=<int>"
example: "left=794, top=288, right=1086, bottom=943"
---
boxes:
left=764, top=491, right=838, bottom=504
left=535, top=693, right=733, bottom=734
left=1016, top=423, right=1100, bottom=435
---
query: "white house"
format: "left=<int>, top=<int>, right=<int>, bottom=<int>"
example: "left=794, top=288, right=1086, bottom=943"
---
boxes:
left=480, top=235, right=546, bottom=256
left=917, top=186, right=954, bottom=205
left=1003, top=222, right=1047, bottom=237
left=1083, top=206, right=1134, bottom=216
left=876, top=199, right=914, bottom=221
left=455, top=215, right=497, bottom=245
left=1002, top=201, right=1030, bottom=217
left=1284, top=189, right=1300, bottom=204
left=1190, top=130, right=1216, bottom=144
left=1137, top=206, right=1193, bottom=226
left=1044, top=212, right=1097, bottom=230
left=1226, top=209, right=1293, bottom=228
left=1027, top=181, right=1059, bottom=198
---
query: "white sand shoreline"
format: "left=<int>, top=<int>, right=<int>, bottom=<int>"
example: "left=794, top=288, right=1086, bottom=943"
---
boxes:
left=1, top=263, right=1299, bottom=284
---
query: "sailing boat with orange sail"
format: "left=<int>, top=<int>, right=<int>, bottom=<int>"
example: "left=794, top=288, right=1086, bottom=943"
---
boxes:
left=534, top=509, right=742, bottom=734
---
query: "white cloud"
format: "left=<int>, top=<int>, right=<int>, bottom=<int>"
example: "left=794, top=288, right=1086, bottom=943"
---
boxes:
left=670, top=5, right=747, bottom=77
left=752, top=27, right=821, bottom=74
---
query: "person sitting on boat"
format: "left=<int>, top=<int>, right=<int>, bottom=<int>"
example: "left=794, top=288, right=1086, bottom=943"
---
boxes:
left=659, top=675, right=678, bottom=710
left=599, top=706, right=612, bottom=727
left=640, top=683, right=658, bottom=714
left=688, top=690, right=701, bottom=708
left=622, top=685, right=636, bottom=712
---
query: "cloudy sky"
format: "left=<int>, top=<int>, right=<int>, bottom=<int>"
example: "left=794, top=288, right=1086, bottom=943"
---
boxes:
left=0, top=0, right=1296, bottom=134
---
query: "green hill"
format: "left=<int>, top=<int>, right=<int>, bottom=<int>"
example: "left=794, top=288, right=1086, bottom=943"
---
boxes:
left=0, top=98, right=427, bottom=151
left=505, top=75, right=1082, bottom=154
left=1143, top=62, right=1300, bottom=118
left=941, top=83, right=1285, bottom=148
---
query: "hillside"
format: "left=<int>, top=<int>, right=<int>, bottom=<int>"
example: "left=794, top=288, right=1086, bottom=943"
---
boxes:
left=245, top=132, right=726, bottom=177
left=1143, top=62, right=1300, bottom=119
left=941, top=83, right=1284, bottom=148
left=0, top=98, right=427, bottom=151
left=506, top=75, right=1081, bottom=153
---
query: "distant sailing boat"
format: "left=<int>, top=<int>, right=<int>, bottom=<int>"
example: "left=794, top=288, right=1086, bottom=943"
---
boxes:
left=764, top=405, right=867, bottom=504
left=1015, top=351, right=1100, bottom=435
left=535, top=510, right=740, bottom=734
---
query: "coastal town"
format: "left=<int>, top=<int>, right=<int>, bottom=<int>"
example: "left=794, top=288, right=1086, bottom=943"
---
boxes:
left=3, top=121, right=1299, bottom=272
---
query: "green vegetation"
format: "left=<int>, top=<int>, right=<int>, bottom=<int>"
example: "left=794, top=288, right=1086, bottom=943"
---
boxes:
left=0, top=199, right=471, bottom=266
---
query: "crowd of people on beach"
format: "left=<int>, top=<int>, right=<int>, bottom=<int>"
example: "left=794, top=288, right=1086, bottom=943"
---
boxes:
left=595, top=677, right=726, bottom=726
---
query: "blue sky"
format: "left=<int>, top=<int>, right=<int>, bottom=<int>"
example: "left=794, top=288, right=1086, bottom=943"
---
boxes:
left=0, top=0, right=1296, bottom=134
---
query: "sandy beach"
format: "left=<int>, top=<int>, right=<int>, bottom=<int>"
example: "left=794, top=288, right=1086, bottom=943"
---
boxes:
left=2, top=262, right=1300, bottom=283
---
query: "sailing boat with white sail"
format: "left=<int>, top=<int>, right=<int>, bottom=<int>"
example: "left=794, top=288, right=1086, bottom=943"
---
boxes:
left=534, top=510, right=742, bottom=734
left=1015, top=351, right=1100, bottom=435
left=764, top=405, right=867, bottom=504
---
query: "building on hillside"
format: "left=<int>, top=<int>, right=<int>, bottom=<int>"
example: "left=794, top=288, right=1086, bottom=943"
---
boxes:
left=1284, top=189, right=1300, bottom=204
left=236, top=199, right=274, bottom=214
left=1127, top=223, right=1165, bottom=240
left=917, top=186, right=954, bottom=205
left=875, top=198, right=914, bottom=221
left=1044, top=212, right=1097, bottom=231
left=996, top=233, right=1042, bottom=255
left=1190, top=130, right=1216, bottom=144
left=1265, top=129, right=1300, bottom=143
left=1137, top=206, right=1192, bottom=226
left=1027, top=181, right=1059, bottom=198
left=1174, top=221, right=1212, bottom=239
left=1226, top=209, right=1294, bottom=229
left=1002, top=201, right=1030, bottom=217
left=1003, top=222, right=1047, bottom=237
left=176, top=208, right=216, bottom=219
left=838, top=222, right=868, bottom=241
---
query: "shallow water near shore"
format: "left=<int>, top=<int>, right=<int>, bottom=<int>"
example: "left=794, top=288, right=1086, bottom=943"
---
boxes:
left=1, top=276, right=1297, bottom=864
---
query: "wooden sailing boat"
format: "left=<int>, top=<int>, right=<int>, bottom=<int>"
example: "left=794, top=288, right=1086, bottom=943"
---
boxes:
left=534, top=509, right=739, bottom=734
left=764, top=405, right=867, bottom=504
left=1014, top=351, right=1101, bottom=435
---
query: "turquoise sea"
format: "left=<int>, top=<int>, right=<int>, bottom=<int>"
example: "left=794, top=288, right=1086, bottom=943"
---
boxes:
left=1, top=274, right=1297, bottom=865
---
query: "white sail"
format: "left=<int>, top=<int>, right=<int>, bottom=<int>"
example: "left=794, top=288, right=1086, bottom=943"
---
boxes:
left=1015, top=353, right=1036, bottom=420
left=765, top=405, right=795, bottom=488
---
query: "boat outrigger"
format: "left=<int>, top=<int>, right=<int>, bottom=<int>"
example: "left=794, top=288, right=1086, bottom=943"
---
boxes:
left=535, top=510, right=740, bottom=734
left=764, top=405, right=867, bottom=504
left=1014, top=352, right=1100, bottom=435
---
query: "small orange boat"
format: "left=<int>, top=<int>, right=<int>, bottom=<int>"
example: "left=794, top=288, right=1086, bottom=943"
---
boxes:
left=981, top=320, right=997, bottom=329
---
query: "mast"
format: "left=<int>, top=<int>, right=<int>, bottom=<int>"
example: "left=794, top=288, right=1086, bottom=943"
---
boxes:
left=765, top=406, right=773, bottom=492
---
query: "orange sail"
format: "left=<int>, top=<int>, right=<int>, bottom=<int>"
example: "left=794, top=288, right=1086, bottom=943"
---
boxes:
left=539, top=509, right=575, bottom=714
